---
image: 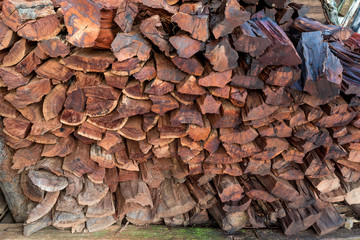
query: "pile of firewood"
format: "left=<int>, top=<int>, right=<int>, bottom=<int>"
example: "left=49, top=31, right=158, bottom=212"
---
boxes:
left=0, top=0, right=360, bottom=237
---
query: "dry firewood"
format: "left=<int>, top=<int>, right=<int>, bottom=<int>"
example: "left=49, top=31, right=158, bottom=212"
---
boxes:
left=223, top=196, right=252, bottom=214
left=144, top=77, right=173, bottom=96
left=177, top=75, right=206, bottom=96
left=0, top=67, right=32, bottom=90
left=149, top=94, right=179, bottom=116
left=56, top=193, right=83, bottom=214
left=60, top=109, right=86, bottom=127
left=61, top=48, right=115, bottom=72
left=140, top=160, right=165, bottom=189
left=0, top=96, right=17, bottom=119
left=28, top=169, right=68, bottom=192
left=74, top=72, right=102, bottom=88
left=208, top=201, right=248, bottom=233
left=211, top=0, right=250, bottom=39
left=301, top=104, right=323, bottom=122
left=117, top=95, right=152, bottom=118
left=170, top=104, right=203, bottom=127
left=41, top=136, right=75, bottom=157
left=187, top=115, right=211, bottom=141
left=62, top=171, right=83, bottom=197
left=257, top=121, right=292, bottom=138
left=118, top=116, right=146, bottom=141
left=231, top=68, right=264, bottom=90
left=220, top=125, right=258, bottom=145
left=23, top=212, right=52, bottom=237
left=232, top=20, right=271, bottom=58
left=230, top=87, right=247, bottom=107
left=319, top=188, right=346, bottom=203
left=83, top=85, right=121, bottom=101
left=42, top=84, right=67, bottom=121
left=316, top=111, right=357, bottom=128
left=142, top=112, right=159, bottom=133
left=257, top=174, right=299, bottom=202
left=77, top=122, right=105, bottom=141
left=104, top=71, right=128, bottom=89
left=111, top=57, right=145, bottom=76
left=263, top=86, right=292, bottom=106
left=297, top=31, right=342, bottom=100
left=171, top=12, right=209, bottom=42
left=0, top=19, right=18, bottom=51
left=52, top=211, right=86, bottom=229
left=241, top=176, right=276, bottom=202
left=3, top=115, right=30, bottom=139
left=259, top=66, right=301, bottom=87
left=198, top=69, right=232, bottom=88
left=154, top=52, right=186, bottom=83
left=111, top=29, right=151, bottom=62
left=85, top=97, right=118, bottom=117
left=15, top=49, right=42, bottom=76
left=20, top=172, right=44, bottom=203
left=170, top=90, right=197, bottom=105
left=1, top=130, right=33, bottom=149
left=37, top=37, right=70, bottom=58
left=86, top=191, right=115, bottom=218
left=279, top=203, right=321, bottom=236
left=59, top=0, right=102, bottom=47
left=313, top=201, right=345, bottom=235
left=78, top=177, right=109, bottom=206
left=142, top=0, right=178, bottom=13
left=133, top=59, right=156, bottom=82
left=241, top=158, right=271, bottom=176
left=123, top=80, right=148, bottom=100
left=120, top=180, right=153, bottom=208
left=17, top=14, right=61, bottom=41
left=5, top=77, right=51, bottom=108
left=87, top=111, right=128, bottom=131
left=114, top=0, right=138, bottom=33
left=92, top=9, right=118, bottom=49
left=208, top=100, right=242, bottom=128
left=89, top=144, right=115, bottom=169
left=3, top=38, right=33, bottom=67
left=273, top=161, right=304, bottom=181
left=127, top=140, right=152, bottom=162
left=86, top=216, right=116, bottom=232
left=104, top=167, right=118, bottom=193
left=64, top=85, right=86, bottom=112
left=253, top=17, right=301, bottom=66
left=156, top=179, right=196, bottom=218
left=140, top=15, right=171, bottom=56
left=214, top=174, right=244, bottom=202
left=171, top=56, right=204, bottom=76
left=26, top=191, right=59, bottom=224
left=196, top=94, right=221, bottom=114
left=242, top=91, right=279, bottom=122
left=62, top=140, right=96, bottom=177
left=34, top=157, right=63, bottom=176
left=223, top=141, right=261, bottom=158
left=12, top=144, right=43, bottom=170
left=147, top=127, right=174, bottom=147
left=169, top=34, right=204, bottom=59
left=205, top=37, right=238, bottom=72
left=338, top=126, right=360, bottom=145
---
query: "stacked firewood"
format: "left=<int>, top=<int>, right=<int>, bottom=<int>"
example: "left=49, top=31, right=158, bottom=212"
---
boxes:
left=1, top=0, right=360, bottom=237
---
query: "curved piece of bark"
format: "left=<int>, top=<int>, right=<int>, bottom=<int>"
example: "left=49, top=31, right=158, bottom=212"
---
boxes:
left=26, top=191, right=60, bottom=224
left=28, top=169, right=68, bottom=192
left=169, top=34, right=204, bottom=59
left=171, top=12, right=209, bottom=42
left=77, top=177, right=109, bottom=206
left=83, top=85, right=120, bottom=100
left=43, top=84, right=67, bottom=121
left=23, top=212, right=52, bottom=237
left=205, top=37, right=238, bottom=72
left=111, top=29, right=151, bottom=62
left=123, top=80, right=148, bottom=100
left=60, top=0, right=101, bottom=47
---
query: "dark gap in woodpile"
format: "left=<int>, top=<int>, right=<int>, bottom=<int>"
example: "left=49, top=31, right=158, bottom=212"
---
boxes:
left=0, top=0, right=359, bottom=237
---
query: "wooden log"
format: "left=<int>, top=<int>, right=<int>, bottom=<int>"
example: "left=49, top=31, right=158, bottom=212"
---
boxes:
left=3, top=38, right=33, bottom=67
left=169, top=34, right=204, bottom=59
left=171, top=12, right=209, bottom=42
left=205, top=37, right=238, bottom=72
left=26, top=191, right=59, bottom=224
left=297, top=31, right=342, bottom=100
